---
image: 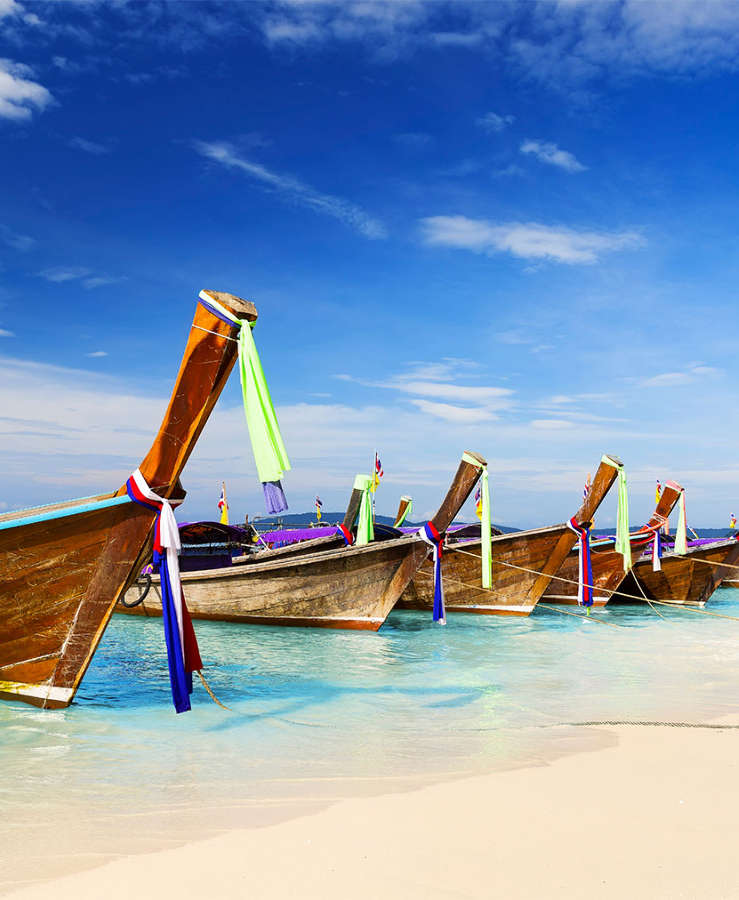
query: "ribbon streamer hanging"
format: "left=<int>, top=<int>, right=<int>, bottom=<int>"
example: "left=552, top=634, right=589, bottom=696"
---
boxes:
left=354, top=474, right=374, bottom=546
left=198, top=291, right=291, bottom=514
left=601, top=455, right=631, bottom=571
left=125, top=469, right=202, bottom=714
left=675, top=490, right=688, bottom=555
left=566, top=516, right=593, bottom=607
left=419, top=521, right=445, bottom=623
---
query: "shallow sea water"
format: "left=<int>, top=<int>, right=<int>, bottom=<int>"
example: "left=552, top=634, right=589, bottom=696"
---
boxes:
left=2, top=587, right=739, bottom=892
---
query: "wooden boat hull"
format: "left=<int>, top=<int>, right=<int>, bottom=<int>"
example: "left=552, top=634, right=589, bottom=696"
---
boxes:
left=398, top=455, right=622, bottom=616
left=123, top=534, right=434, bottom=629
left=618, top=539, right=739, bottom=606
left=398, top=525, right=569, bottom=616
left=120, top=452, right=488, bottom=630
left=0, top=290, right=256, bottom=709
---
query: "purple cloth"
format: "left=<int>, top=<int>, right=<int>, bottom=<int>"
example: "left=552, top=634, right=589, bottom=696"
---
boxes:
left=262, top=480, right=288, bottom=514
left=260, top=526, right=337, bottom=548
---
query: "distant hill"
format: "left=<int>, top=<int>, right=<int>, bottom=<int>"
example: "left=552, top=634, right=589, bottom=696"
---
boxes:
left=250, top=512, right=519, bottom=533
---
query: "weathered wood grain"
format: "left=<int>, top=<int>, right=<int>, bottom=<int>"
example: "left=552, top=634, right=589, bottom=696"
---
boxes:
left=120, top=452, right=487, bottom=629
left=397, top=455, right=621, bottom=616
left=543, top=480, right=683, bottom=606
left=618, top=538, right=739, bottom=606
left=0, top=290, right=255, bottom=709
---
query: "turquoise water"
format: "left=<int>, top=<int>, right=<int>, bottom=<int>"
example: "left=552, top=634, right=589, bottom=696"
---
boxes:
left=3, top=588, right=739, bottom=892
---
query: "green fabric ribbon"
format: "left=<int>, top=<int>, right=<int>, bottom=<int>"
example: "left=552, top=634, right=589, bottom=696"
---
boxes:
left=395, top=496, right=413, bottom=527
left=354, top=474, right=374, bottom=546
left=199, top=292, right=290, bottom=485
left=675, top=490, right=688, bottom=555
left=601, top=455, right=631, bottom=571
left=480, top=466, right=492, bottom=589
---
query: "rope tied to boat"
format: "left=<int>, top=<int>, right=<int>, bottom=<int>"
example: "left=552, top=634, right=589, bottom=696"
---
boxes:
left=565, top=516, right=593, bottom=611
left=126, top=470, right=227, bottom=713
left=418, top=521, right=445, bottom=624
left=197, top=290, right=291, bottom=515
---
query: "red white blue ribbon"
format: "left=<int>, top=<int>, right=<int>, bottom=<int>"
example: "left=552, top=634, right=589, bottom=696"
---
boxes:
left=419, top=521, right=445, bottom=623
left=652, top=528, right=662, bottom=571
left=336, top=524, right=354, bottom=546
left=126, top=469, right=202, bottom=713
left=566, top=517, right=593, bottom=607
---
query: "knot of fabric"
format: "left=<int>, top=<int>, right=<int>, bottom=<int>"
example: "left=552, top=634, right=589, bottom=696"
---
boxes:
left=566, top=516, right=594, bottom=607
left=337, top=524, right=354, bottom=546
left=418, top=521, right=445, bottom=623
left=125, top=469, right=202, bottom=714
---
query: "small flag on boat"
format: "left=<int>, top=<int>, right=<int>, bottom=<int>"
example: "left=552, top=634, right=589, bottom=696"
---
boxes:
left=371, top=454, right=383, bottom=493
left=217, top=482, right=229, bottom=526
left=655, top=480, right=662, bottom=504
left=731, top=513, right=737, bottom=529
left=583, top=473, right=591, bottom=500
left=475, top=485, right=483, bottom=520
left=315, top=496, right=323, bottom=521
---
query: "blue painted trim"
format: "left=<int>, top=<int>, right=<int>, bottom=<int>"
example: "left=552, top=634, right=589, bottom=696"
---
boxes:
left=0, top=495, right=132, bottom=532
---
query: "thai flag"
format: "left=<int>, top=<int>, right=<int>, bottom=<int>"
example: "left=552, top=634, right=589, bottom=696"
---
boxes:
left=375, top=455, right=383, bottom=479
left=315, top=495, right=323, bottom=521
left=656, top=480, right=662, bottom=504
left=583, top=474, right=591, bottom=500
left=217, top=485, right=227, bottom=513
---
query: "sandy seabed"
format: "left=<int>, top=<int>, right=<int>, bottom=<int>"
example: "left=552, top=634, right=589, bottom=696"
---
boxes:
left=8, top=720, right=739, bottom=900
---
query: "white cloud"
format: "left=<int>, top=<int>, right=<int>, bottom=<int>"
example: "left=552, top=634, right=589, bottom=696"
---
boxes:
left=520, top=139, right=586, bottom=172
left=476, top=111, right=515, bottom=132
left=431, top=32, right=483, bottom=47
left=420, top=215, right=644, bottom=264
left=68, top=137, right=111, bottom=155
left=39, top=266, right=92, bottom=283
left=37, top=268, right=121, bottom=289
left=86, top=351, right=108, bottom=358
left=0, top=59, right=52, bottom=121
left=0, top=329, right=14, bottom=337
left=530, top=419, right=575, bottom=430
left=0, top=223, right=34, bottom=251
left=641, top=365, right=721, bottom=387
left=410, top=398, right=496, bottom=423
left=194, top=141, right=387, bottom=239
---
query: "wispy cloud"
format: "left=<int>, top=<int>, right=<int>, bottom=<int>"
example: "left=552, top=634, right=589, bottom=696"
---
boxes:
left=86, top=350, right=108, bottom=358
left=68, top=136, right=111, bottom=155
left=420, top=216, right=644, bottom=264
left=520, top=139, right=586, bottom=172
left=0, top=59, right=52, bottom=121
left=0, top=328, right=14, bottom=338
left=641, top=365, right=721, bottom=387
left=194, top=141, right=387, bottom=239
left=38, top=267, right=122, bottom=289
left=0, top=223, right=34, bottom=251
left=476, top=111, right=515, bottom=133
left=336, top=361, right=513, bottom=424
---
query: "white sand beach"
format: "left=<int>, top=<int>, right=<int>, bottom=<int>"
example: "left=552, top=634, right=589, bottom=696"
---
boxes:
left=8, top=719, right=739, bottom=900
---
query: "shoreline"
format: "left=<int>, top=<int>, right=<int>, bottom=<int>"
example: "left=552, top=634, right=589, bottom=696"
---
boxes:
left=8, top=718, right=739, bottom=900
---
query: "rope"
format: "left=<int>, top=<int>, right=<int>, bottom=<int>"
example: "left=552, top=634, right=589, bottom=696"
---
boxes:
left=415, top=565, right=626, bottom=627
left=192, top=324, right=239, bottom=342
left=536, top=602, right=625, bottom=629
left=196, top=670, right=231, bottom=711
left=563, top=720, right=739, bottom=730
left=647, top=599, right=739, bottom=623
left=629, top=567, right=672, bottom=622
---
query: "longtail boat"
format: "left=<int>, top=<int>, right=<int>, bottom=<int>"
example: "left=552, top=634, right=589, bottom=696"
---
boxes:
left=617, top=536, right=739, bottom=607
left=542, top=480, right=683, bottom=607
left=119, top=451, right=486, bottom=629
left=0, top=290, right=256, bottom=709
left=397, top=455, right=622, bottom=616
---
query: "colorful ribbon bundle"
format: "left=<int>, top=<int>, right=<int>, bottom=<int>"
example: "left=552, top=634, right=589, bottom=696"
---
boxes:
left=394, top=496, right=413, bottom=527
left=126, top=469, right=202, bottom=714
left=601, top=455, right=631, bottom=571
left=354, top=474, right=374, bottom=546
left=418, top=521, right=445, bottom=623
left=652, top=528, right=662, bottom=571
left=566, top=516, right=593, bottom=607
left=336, top=523, right=354, bottom=546
left=675, top=489, right=688, bottom=555
left=197, top=291, right=291, bottom=515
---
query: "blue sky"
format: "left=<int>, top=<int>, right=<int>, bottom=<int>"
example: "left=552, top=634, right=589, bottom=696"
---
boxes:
left=1, top=0, right=738, bottom=528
